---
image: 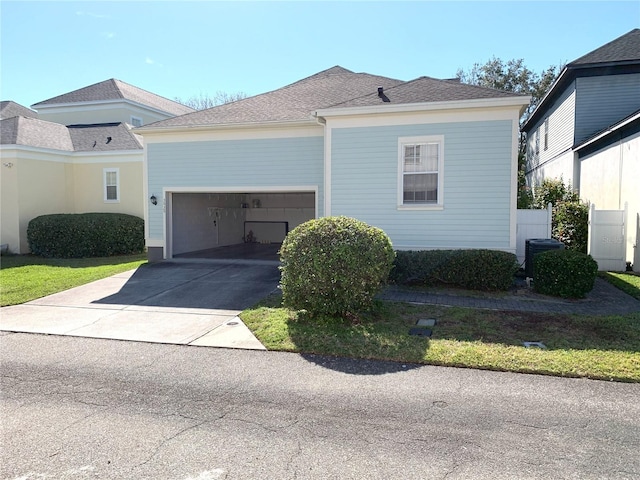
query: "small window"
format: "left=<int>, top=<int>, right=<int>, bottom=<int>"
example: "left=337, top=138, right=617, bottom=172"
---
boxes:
left=104, top=168, right=119, bottom=202
left=543, top=118, right=549, bottom=151
left=398, top=136, right=444, bottom=208
left=130, top=116, right=143, bottom=127
left=535, top=129, right=540, bottom=156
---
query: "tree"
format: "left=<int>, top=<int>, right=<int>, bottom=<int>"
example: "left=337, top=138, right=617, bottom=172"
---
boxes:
left=174, top=90, right=247, bottom=110
left=456, top=58, right=563, bottom=208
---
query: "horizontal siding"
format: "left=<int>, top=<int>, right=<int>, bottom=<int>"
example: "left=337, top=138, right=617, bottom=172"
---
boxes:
left=147, top=136, right=323, bottom=239
left=575, top=73, right=640, bottom=144
left=526, top=83, right=575, bottom=172
left=330, top=120, right=515, bottom=249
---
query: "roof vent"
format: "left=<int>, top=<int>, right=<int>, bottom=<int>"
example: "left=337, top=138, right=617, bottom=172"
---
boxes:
left=377, top=86, right=384, bottom=97
left=106, top=136, right=112, bottom=144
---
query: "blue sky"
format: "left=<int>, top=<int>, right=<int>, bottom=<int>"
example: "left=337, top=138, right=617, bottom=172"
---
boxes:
left=1, top=1, right=638, bottom=108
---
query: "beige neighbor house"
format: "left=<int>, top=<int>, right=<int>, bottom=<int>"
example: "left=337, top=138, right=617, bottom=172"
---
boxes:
left=522, top=29, right=640, bottom=271
left=0, top=80, right=194, bottom=254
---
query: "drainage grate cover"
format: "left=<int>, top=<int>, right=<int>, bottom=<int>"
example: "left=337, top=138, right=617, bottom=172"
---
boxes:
left=226, top=321, right=239, bottom=326
left=416, top=318, right=436, bottom=327
left=523, top=341, right=546, bottom=349
left=409, top=328, right=432, bottom=337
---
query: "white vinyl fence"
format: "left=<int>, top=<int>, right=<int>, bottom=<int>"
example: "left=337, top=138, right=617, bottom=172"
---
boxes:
left=516, top=203, right=552, bottom=266
left=588, top=203, right=627, bottom=271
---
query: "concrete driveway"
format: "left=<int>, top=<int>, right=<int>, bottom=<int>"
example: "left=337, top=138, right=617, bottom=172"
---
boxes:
left=0, top=260, right=280, bottom=350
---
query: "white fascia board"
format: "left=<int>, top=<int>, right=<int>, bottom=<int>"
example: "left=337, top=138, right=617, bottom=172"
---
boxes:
left=0, top=144, right=142, bottom=162
left=138, top=121, right=323, bottom=144
left=574, top=111, right=640, bottom=152
left=33, top=99, right=180, bottom=118
left=315, top=96, right=531, bottom=119
left=163, top=185, right=319, bottom=194
left=135, top=118, right=319, bottom=136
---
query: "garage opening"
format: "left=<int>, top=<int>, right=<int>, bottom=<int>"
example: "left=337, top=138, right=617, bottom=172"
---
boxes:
left=170, top=192, right=315, bottom=261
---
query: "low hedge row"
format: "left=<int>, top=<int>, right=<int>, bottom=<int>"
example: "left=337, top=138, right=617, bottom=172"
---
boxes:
left=27, top=213, right=144, bottom=258
left=391, top=249, right=519, bottom=291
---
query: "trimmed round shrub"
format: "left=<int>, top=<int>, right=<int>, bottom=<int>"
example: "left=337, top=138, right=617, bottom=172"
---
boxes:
left=391, top=249, right=518, bottom=291
left=533, top=249, right=598, bottom=298
left=279, top=216, right=395, bottom=318
left=27, top=213, right=144, bottom=258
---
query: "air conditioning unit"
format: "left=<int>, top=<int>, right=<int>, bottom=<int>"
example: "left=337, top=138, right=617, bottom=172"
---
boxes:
left=525, top=238, right=564, bottom=279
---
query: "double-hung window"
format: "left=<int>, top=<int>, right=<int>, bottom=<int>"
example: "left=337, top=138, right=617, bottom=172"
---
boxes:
left=104, top=168, right=119, bottom=203
left=398, top=136, right=444, bottom=208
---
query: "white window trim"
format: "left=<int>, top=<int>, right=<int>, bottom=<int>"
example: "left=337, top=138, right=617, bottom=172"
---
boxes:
left=397, top=135, right=444, bottom=210
left=130, top=116, right=143, bottom=127
left=104, top=167, right=120, bottom=203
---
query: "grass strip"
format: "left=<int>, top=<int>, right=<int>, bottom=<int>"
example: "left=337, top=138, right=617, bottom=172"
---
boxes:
left=0, top=254, right=147, bottom=306
left=600, top=272, right=640, bottom=300
left=241, top=294, right=640, bottom=382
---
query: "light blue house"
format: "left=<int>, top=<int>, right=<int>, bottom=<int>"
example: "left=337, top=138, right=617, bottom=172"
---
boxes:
left=136, top=66, right=529, bottom=261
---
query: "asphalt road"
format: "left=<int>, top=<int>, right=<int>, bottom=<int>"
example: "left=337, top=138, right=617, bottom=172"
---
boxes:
left=1, top=332, right=639, bottom=480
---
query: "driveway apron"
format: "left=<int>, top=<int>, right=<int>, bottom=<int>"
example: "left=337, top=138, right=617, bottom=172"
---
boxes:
left=0, top=261, right=281, bottom=350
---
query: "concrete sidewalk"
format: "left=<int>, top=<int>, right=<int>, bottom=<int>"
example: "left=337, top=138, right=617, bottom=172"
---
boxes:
left=0, top=261, right=281, bottom=350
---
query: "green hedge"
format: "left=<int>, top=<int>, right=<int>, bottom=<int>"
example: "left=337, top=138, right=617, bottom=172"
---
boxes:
left=391, top=249, right=519, bottom=291
left=279, top=216, right=395, bottom=318
left=27, top=213, right=144, bottom=258
left=533, top=249, right=598, bottom=298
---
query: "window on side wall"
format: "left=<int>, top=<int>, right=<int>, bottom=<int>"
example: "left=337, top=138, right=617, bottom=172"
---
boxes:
left=398, top=135, right=444, bottom=209
left=104, top=168, right=119, bottom=203
left=543, top=118, right=549, bottom=151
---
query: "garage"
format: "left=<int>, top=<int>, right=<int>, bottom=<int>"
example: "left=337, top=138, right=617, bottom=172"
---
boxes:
left=167, top=191, right=316, bottom=261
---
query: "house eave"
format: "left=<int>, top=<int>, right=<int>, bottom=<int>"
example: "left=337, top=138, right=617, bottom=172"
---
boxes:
left=31, top=98, right=193, bottom=118
left=134, top=118, right=319, bottom=135
left=0, top=144, right=143, bottom=157
left=574, top=110, right=640, bottom=152
left=315, top=96, right=531, bottom=119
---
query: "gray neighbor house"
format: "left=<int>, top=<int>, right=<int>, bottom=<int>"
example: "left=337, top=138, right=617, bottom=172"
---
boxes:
left=522, top=29, right=640, bottom=271
left=136, top=66, right=530, bottom=261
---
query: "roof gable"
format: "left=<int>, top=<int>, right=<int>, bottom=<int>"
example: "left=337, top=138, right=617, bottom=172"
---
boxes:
left=32, top=79, right=194, bottom=116
left=140, top=66, right=527, bottom=130
left=141, top=66, right=404, bottom=128
left=522, top=29, right=640, bottom=132
left=0, top=116, right=142, bottom=152
left=0, top=101, right=38, bottom=120
left=570, top=28, right=640, bottom=66
left=1, top=116, right=73, bottom=150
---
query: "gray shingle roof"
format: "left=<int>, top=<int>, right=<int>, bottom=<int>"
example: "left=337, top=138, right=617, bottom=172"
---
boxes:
left=0, top=117, right=142, bottom=152
left=570, top=28, right=640, bottom=66
left=68, top=123, right=143, bottom=151
left=327, top=76, right=527, bottom=109
left=141, top=66, right=527, bottom=130
left=143, top=66, right=404, bottom=128
left=32, top=79, right=194, bottom=116
left=0, top=101, right=38, bottom=119
left=1, top=116, right=73, bottom=150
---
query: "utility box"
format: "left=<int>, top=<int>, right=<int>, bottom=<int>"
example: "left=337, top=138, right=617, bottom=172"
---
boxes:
left=525, top=238, right=564, bottom=279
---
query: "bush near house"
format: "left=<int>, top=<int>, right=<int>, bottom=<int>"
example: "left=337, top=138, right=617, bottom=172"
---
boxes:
left=27, top=213, right=144, bottom=258
left=391, top=249, right=519, bottom=291
left=533, top=249, right=598, bottom=298
left=279, top=216, right=395, bottom=318
left=532, top=178, right=589, bottom=253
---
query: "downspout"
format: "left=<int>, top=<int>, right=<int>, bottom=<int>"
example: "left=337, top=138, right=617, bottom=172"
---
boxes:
left=315, top=113, right=330, bottom=217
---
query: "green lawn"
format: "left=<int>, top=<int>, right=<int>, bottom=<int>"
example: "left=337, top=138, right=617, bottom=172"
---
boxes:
left=600, top=272, right=640, bottom=300
left=0, top=254, right=147, bottom=306
left=241, top=294, right=640, bottom=382
left=3, top=256, right=638, bottom=382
